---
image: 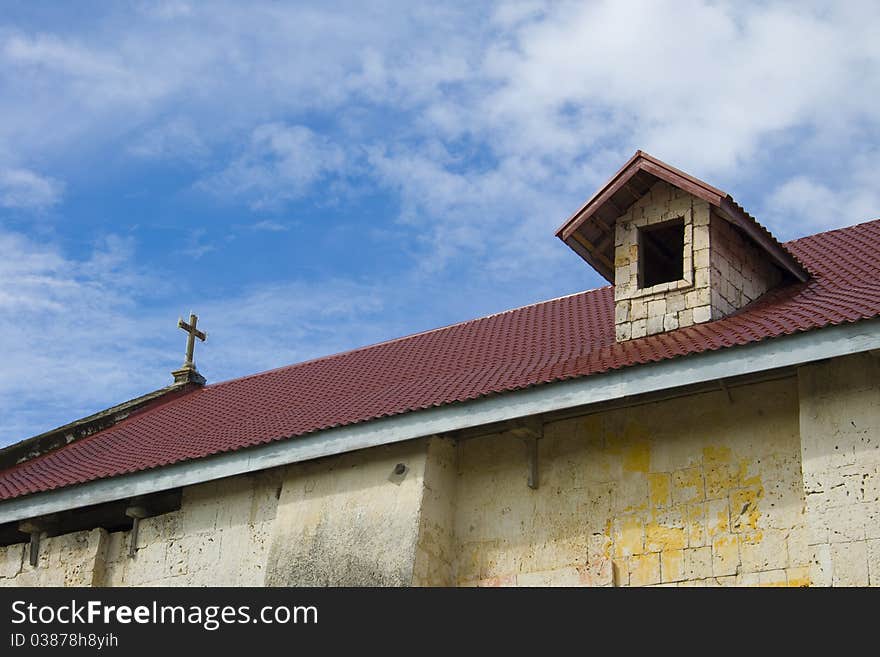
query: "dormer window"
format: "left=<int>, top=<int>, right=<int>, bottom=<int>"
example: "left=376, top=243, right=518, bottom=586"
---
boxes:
left=638, top=218, right=684, bottom=289
left=555, top=150, right=809, bottom=341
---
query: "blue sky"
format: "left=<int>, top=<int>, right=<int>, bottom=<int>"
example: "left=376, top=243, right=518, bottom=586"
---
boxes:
left=1, top=0, right=879, bottom=446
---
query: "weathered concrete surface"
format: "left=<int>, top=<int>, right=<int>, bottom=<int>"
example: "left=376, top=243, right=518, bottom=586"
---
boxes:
left=412, top=437, right=458, bottom=586
left=798, top=352, right=880, bottom=586
left=265, top=440, right=430, bottom=586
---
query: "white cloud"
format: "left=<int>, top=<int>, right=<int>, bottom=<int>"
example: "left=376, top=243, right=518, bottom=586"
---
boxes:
left=201, top=124, right=348, bottom=209
left=764, top=148, right=880, bottom=238
left=0, top=230, right=163, bottom=443
left=0, top=225, right=400, bottom=446
left=471, top=1, right=880, bottom=177
left=0, top=168, right=63, bottom=209
left=2, top=0, right=880, bottom=444
left=193, top=280, right=389, bottom=377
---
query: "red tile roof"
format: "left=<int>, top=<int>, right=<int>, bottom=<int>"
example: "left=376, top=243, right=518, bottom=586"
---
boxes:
left=1, top=219, right=879, bottom=501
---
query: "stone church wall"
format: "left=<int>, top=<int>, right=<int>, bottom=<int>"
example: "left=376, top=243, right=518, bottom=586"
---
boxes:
left=798, top=352, right=880, bottom=586
left=1, top=353, right=877, bottom=587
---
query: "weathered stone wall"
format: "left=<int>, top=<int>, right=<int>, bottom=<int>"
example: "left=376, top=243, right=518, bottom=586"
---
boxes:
left=454, top=377, right=809, bottom=586
left=0, top=441, right=436, bottom=587
left=613, top=181, right=783, bottom=340
left=798, top=352, right=880, bottom=586
left=0, top=528, right=108, bottom=586
left=709, top=211, right=782, bottom=318
left=1, top=356, right=877, bottom=587
left=104, top=470, right=282, bottom=586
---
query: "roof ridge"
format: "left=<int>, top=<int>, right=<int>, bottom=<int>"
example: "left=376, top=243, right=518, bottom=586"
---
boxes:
left=208, top=219, right=880, bottom=391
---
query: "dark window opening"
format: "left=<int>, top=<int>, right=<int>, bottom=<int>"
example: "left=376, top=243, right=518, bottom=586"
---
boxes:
left=638, top=218, right=685, bottom=288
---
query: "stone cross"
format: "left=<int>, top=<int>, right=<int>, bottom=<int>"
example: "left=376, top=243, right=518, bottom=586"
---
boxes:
left=178, top=313, right=207, bottom=367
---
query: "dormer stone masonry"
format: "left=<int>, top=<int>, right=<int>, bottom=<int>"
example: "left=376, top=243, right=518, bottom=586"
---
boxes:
left=556, top=151, right=809, bottom=341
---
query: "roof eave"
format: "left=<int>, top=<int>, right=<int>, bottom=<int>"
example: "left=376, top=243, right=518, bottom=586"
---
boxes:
left=556, top=150, right=811, bottom=284
left=555, top=150, right=727, bottom=241
left=1, top=316, right=878, bottom=525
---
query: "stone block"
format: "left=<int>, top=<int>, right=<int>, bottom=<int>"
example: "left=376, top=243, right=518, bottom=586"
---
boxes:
left=711, top=534, right=739, bottom=577
left=666, top=293, right=686, bottom=313
left=809, top=544, right=833, bottom=587
left=631, top=319, right=647, bottom=339
left=831, top=540, right=869, bottom=587
left=647, top=299, right=667, bottom=317
left=628, top=552, right=661, bottom=587
left=692, top=305, right=712, bottom=324
left=867, top=539, right=880, bottom=586
left=672, top=467, right=704, bottom=505
left=661, top=550, right=684, bottom=583
left=682, top=546, right=712, bottom=580
left=646, top=314, right=665, bottom=336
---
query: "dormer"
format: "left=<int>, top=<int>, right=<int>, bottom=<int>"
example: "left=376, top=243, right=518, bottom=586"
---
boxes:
left=556, top=151, right=809, bottom=341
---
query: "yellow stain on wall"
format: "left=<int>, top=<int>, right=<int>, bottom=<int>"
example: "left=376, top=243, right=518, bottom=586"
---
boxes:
left=648, top=473, right=671, bottom=508
left=613, top=516, right=645, bottom=558
left=596, top=434, right=773, bottom=585
left=660, top=549, right=684, bottom=583
left=786, top=567, right=811, bottom=587
left=702, top=445, right=732, bottom=465
left=730, top=487, right=764, bottom=534
left=623, top=441, right=651, bottom=473
left=645, top=522, right=687, bottom=552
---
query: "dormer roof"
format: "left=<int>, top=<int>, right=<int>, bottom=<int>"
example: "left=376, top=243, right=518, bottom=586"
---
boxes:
left=555, top=150, right=810, bottom=284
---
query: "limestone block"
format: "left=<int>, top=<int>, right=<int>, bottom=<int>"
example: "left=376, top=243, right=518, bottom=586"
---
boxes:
left=809, top=544, right=833, bottom=587
left=868, top=539, right=880, bottom=586
left=613, top=515, right=645, bottom=558
left=824, top=505, right=867, bottom=543
left=831, top=541, right=869, bottom=587
left=758, top=569, right=788, bottom=586
left=646, top=314, right=665, bottom=336
left=739, top=530, right=788, bottom=572
left=786, top=525, right=812, bottom=568
left=692, top=305, right=712, bottom=324
left=0, top=543, right=24, bottom=579
left=678, top=309, right=694, bottom=327
left=628, top=552, right=661, bottom=586
left=661, top=549, right=684, bottom=583
left=711, top=534, right=739, bottom=577
left=682, top=546, right=712, bottom=580
left=706, top=498, right=730, bottom=537
left=672, top=467, right=704, bottom=505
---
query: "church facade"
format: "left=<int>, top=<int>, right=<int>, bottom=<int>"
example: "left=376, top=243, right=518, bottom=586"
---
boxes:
left=1, top=152, right=878, bottom=587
